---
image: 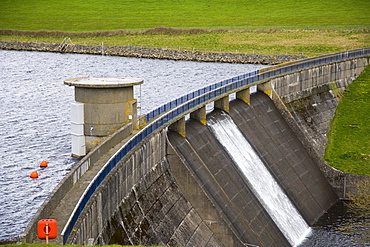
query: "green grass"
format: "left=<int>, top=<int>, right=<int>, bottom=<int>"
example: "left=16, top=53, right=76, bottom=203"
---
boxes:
left=325, top=65, right=370, bottom=176
left=0, top=0, right=369, bottom=31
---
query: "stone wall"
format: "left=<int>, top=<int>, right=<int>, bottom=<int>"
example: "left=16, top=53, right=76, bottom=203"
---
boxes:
left=268, top=57, right=370, bottom=199
left=271, top=58, right=368, bottom=158
left=0, top=40, right=305, bottom=65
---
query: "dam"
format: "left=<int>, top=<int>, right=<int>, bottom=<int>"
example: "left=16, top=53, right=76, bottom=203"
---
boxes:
left=22, top=48, right=370, bottom=246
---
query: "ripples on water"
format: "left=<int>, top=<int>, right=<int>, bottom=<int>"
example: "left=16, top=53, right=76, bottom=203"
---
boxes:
left=0, top=50, right=266, bottom=240
left=299, top=201, right=370, bottom=247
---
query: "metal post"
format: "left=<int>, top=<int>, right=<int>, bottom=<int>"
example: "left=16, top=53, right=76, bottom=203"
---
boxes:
left=45, top=223, right=49, bottom=244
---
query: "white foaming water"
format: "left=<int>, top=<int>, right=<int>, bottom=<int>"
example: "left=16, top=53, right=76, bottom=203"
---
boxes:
left=208, top=112, right=309, bottom=246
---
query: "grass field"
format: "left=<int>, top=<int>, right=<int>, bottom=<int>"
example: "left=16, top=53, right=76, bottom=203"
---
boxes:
left=325, top=66, right=370, bottom=176
left=0, top=0, right=369, bottom=31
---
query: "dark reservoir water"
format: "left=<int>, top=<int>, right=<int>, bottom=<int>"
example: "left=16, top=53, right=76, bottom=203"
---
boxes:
left=299, top=200, right=370, bottom=247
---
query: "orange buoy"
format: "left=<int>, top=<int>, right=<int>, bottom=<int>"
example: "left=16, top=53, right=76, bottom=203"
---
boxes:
left=30, top=171, right=39, bottom=179
left=40, top=160, right=48, bottom=168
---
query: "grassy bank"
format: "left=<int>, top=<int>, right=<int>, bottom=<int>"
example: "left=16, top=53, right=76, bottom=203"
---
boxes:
left=325, top=65, right=370, bottom=176
left=1, top=0, right=369, bottom=31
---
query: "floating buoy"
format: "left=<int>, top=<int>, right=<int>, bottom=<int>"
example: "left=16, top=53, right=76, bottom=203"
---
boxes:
left=30, top=171, right=39, bottom=179
left=40, top=160, right=48, bottom=168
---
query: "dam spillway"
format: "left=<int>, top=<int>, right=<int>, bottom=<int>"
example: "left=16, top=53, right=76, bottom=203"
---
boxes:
left=207, top=111, right=309, bottom=246
left=167, top=92, right=337, bottom=246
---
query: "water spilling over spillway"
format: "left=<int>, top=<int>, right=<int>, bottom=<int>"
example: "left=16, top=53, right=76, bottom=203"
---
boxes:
left=208, top=112, right=310, bottom=246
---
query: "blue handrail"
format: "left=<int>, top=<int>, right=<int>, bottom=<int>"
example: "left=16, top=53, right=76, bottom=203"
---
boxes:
left=145, top=70, right=258, bottom=122
left=62, top=47, right=370, bottom=244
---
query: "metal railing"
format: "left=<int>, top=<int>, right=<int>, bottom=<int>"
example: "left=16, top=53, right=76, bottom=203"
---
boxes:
left=145, top=70, right=258, bottom=122
left=61, top=47, right=370, bottom=244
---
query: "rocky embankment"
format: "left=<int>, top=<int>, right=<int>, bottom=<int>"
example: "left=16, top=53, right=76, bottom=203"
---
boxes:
left=0, top=40, right=306, bottom=64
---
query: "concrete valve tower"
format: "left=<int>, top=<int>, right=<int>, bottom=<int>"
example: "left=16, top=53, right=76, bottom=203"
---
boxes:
left=64, top=76, right=144, bottom=157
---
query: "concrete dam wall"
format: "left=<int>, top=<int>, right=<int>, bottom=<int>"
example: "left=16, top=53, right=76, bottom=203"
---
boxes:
left=21, top=48, right=370, bottom=246
left=267, top=57, right=370, bottom=198
left=167, top=93, right=337, bottom=246
left=66, top=129, right=228, bottom=246
left=70, top=93, right=335, bottom=247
